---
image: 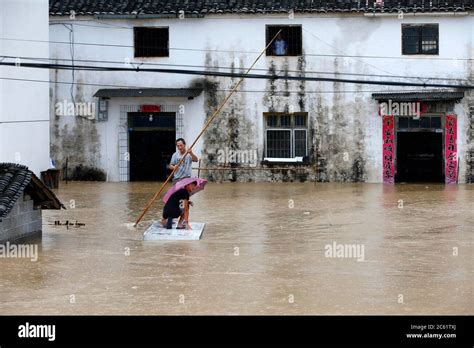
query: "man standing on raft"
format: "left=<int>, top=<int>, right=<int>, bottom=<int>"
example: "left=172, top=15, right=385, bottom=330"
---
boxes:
left=169, top=138, right=198, bottom=182
left=162, top=138, right=199, bottom=230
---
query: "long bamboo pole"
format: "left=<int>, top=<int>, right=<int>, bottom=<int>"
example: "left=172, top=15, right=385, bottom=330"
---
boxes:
left=133, top=30, right=282, bottom=227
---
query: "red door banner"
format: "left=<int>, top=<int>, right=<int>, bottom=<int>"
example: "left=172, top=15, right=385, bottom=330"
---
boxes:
left=445, top=114, right=457, bottom=184
left=382, top=115, right=395, bottom=184
left=140, top=105, right=161, bottom=112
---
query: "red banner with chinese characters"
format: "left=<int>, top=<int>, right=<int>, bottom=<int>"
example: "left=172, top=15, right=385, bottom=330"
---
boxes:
left=382, top=115, right=395, bottom=184
left=140, top=105, right=161, bottom=113
left=445, top=114, right=457, bottom=184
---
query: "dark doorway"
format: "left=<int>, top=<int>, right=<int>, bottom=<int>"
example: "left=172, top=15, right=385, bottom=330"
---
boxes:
left=129, top=112, right=176, bottom=181
left=396, top=132, right=444, bottom=183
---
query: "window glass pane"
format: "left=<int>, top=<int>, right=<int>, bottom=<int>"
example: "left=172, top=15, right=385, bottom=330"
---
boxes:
left=421, top=26, right=438, bottom=54
left=294, top=130, right=307, bottom=157
left=402, top=25, right=438, bottom=55
left=402, top=27, right=420, bottom=54
left=421, top=39, right=437, bottom=54
left=403, top=44, right=419, bottom=54
left=398, top=117, right=409, bottom=128
left=403, top=27, right=420, bottom=36
left=267, top=115, right=278, bottom=127
left=286, top=26, right=302, bottom=56
left=409, top=117, right=420, bottom=128
left=280, top=115, right=291, bottom=127
left=134, top=27, right=169, bottom=57
left=294, top=114, right=306, bottom=127
left=431, top=117, right=441, bottom=128
left=422, top=26, right=438, bottom=37
left=403, top=34, right=420, bottom=54
left=266, top=26, right=302, bottom=56
left=420, top=116, right=431, bottom=128
left=267, top=130, right=291, bottom=158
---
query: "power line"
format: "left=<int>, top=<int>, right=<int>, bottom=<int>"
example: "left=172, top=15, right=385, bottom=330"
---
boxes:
left=1, top=36, right=472, bottom=61
left=1, top=61, right=472, bottom=89
left=1, top=54, right=470, bottom=82
left=0, top=76, right=426, bottom=94
left=44, top=20, right=472, bottom=86
left=0, top=119, right=50, bottom=124
left=49, top=20, right=472, bottom=85
left=302, top=27, right=404, bottom=81
left=3, top=25, right=471, bottom=88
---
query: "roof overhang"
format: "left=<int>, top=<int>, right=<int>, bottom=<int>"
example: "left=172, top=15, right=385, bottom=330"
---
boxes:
left=372, top=91, right=465, bottom=102
left=93, top=88, right=203, bottom=98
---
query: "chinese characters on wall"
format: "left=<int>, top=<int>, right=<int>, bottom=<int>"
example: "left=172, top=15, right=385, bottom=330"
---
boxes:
left=445, top=115, right=458, bottom=184
left=382, top=115, right=395, bottom=184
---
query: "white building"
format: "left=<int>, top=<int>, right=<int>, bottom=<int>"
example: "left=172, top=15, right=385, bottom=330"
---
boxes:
left=48, top=1, right=473, bottom=183
left=0, top=0, right=51, bottom=176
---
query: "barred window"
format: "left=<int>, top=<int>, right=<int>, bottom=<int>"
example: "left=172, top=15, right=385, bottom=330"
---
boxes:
left=267, top=130, right=291, bottom=158
left=398, top=116, right=442, bottom=129
left=266, top=25, right=302, bottom=57
left=294, top=129, right=307, bottom=157
left=402, top=24, right=438, bottom=55
left=264, top=113, right=308, bottom=159
left=134, top=27, right=169, bottom=57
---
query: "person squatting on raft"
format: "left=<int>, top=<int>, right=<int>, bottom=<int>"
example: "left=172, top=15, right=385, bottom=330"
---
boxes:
left=169, top=138, right=198, bottom=182
left=161, top=181, right=197, bottom=230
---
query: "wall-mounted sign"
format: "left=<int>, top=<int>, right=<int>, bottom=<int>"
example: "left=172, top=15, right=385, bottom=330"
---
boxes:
left=445, top=114, right=457, bottom=184
left=382, top=115, right=395, bottom=184
left=140, top=105, right=161, bottom=113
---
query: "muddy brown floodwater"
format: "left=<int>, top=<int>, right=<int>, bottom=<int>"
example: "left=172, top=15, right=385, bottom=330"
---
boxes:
left=0, top=182, right=472, bottom=314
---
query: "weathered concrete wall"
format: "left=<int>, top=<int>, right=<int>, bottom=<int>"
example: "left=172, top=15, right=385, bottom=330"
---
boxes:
left=0, top=0, right=50, bottom=176
left=49, top=14, right=473, bottom=183
left=0, top=195, right=42, bottom=243
left=99, top=95, right=205, bottom=181
left=465, top=92, right=474, bottom=183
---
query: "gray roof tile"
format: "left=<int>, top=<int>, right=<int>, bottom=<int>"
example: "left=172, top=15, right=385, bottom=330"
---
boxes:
left=372, top=90, right=465, bottom=101
left=0, top=163, right=64, bottom=220
left=49, top=0, right=472, bottom=15
left=93, top=88, right=203, bottom=98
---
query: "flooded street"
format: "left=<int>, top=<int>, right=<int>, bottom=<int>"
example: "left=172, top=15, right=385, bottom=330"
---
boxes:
left=0, top=182, right=472, bottom=315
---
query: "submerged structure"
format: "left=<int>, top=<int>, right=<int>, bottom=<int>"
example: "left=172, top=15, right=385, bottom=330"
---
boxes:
left=0, top=163, right=64, bottom=243
left=48, top=0, right=473, bottom=183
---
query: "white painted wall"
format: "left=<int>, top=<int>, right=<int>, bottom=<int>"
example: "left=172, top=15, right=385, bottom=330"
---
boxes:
left=0, top=0, right=50, bottom=176
left=48, top=13, right=473, bottom=182
left=101, top=96, right=204, bottom=182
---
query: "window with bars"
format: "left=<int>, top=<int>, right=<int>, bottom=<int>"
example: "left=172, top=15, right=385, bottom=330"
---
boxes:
left=264, top=113, right=308, bottom=159
left=402, top=24, right=439, bottom=55
left=134, top=27, right=169, bottom=57
left=266, top=25, right=302, bottom=56
left=398, top=116, right=442, bottom=129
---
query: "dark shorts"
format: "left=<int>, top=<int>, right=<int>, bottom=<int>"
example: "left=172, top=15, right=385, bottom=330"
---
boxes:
left=163, top=206, right=182, bottom=219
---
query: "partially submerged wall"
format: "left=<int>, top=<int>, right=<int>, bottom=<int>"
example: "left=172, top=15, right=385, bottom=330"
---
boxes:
left=48, top=15, right=472, bottom=183
left=0, top=195, right=42, bottom=243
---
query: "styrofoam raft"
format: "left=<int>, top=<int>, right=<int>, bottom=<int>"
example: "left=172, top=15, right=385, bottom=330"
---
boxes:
left=143, top=221, right=205, bottom=241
